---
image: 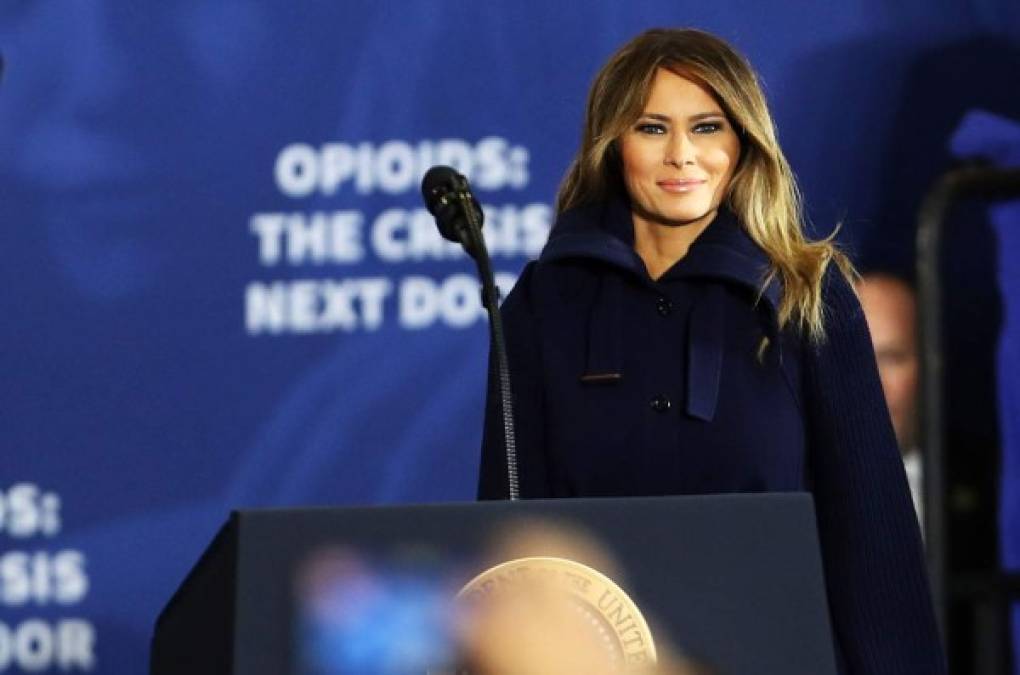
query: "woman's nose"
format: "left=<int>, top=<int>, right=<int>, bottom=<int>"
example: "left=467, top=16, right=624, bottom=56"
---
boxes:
left=663, top=132, right=695, bottom=167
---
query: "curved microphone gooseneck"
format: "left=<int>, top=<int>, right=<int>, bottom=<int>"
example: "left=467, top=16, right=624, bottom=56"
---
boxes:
left=421, top=166, right=519, bottom=500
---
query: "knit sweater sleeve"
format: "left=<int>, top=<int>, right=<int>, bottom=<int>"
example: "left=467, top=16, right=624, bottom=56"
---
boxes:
left=477, top=262, right=550, bottom=500
left=803, top=268, right=946, bottom=673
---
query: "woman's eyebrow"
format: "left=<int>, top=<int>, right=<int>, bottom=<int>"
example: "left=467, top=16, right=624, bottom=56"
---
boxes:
left=638, top=113, right=672, bottom=122
left=638, top=111, right=726, bottom=122
left=689, top=111, right=726, bottom=121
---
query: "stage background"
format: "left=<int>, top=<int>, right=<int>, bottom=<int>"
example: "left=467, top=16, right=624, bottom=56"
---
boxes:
left=1, top=2, right=1019, bottom=672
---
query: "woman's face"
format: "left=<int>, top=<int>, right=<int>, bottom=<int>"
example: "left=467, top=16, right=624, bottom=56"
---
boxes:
left=619, top=68, right=741, bottom=231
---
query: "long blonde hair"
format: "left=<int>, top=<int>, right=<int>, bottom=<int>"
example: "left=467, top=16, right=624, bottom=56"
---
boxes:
left=557, top=28, right=854, bottom=341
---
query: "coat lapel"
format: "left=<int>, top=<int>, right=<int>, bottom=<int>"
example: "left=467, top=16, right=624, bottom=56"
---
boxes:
left=538, top=199, right=784, bottom=422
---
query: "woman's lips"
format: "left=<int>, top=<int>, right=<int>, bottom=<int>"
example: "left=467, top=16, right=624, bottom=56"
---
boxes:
left=657, top=178, right=707, bottom=193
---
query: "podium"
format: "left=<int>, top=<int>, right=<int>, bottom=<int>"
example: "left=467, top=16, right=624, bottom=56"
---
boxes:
left=150, top=493, right=838, bottom=674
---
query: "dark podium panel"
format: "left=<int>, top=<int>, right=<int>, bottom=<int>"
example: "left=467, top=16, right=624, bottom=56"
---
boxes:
left=151, top=494, right=837, bottom=674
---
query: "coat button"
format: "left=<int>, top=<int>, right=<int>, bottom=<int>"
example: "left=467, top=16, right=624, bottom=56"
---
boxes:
left=649, top=394, right=671, bottom=412
left=656, top=297, right=672, bottom=316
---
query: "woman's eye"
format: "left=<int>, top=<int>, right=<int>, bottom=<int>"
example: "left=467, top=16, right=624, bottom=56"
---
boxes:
left=635, top=123, right=667, bottom=135
left=693, top=121, right=724, bottom=134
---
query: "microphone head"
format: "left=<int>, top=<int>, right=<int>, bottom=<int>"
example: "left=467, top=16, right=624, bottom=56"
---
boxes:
left=420, top=165, right=483, bottom=244
left=421, top=165, right=461, bottom=217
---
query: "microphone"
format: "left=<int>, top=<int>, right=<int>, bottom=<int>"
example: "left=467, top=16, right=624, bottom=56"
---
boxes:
left=420, top=166, right=520, bottom=501
left=420, top=166, right=485, bottom=260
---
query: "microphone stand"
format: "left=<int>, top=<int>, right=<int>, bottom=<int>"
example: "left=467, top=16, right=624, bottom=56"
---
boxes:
left=448, top=178, right=520, bottom=501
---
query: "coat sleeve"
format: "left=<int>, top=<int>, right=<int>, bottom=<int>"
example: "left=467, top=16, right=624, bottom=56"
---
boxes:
left=803, top=268, right=946, bottom=674
left=477, top=262, right=551, bottom=499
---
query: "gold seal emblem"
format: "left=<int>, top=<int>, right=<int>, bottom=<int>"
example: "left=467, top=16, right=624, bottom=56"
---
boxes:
left=457, top=556, right=656, bottom=670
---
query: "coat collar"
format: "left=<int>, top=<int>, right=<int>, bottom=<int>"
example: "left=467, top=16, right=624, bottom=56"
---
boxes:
left=539, top=197, right=782, bottom=316
left=540, top=197, right=784, bottom=424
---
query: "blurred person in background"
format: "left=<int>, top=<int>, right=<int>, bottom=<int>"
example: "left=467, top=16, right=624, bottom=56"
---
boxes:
left=857, top=273, right=923, bottom=524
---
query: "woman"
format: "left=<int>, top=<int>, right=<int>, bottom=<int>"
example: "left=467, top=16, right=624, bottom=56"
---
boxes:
left=478, top=28, right=944, bottom=673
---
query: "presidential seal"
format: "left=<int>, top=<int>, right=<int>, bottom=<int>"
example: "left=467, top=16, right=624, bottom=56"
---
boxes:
left=457, top=556, right=656, bottom=670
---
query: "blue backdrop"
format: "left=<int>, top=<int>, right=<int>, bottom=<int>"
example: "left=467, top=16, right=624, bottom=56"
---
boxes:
left=1, top=2, right=1019, bottom=672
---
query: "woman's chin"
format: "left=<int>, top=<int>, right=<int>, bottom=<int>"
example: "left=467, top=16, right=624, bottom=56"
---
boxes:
left=654, top=208, right=717, bottom=228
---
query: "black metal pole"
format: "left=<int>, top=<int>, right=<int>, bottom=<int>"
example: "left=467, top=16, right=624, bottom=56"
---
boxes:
left=454, top=190, right=520, bottom=501
left=915, top=165, right=1020, bottom=642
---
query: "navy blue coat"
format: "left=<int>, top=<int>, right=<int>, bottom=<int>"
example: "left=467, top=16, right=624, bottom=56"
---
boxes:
left=478, top=198, right=945, bottom=673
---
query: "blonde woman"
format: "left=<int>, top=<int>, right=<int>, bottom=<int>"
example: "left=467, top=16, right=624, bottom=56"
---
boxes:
left=478, top=28, right=943, bottom=673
